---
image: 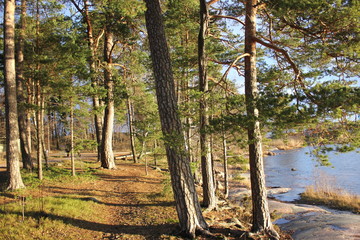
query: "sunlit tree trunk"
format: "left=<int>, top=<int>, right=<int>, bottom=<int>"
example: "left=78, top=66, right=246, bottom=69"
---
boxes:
left=100, top=26, right=115, bottom=169
left=70, top=99, right=75, bottom=176
left=16, top=0, right=33, bottom=170
left=222, top=132, right=229, bottom=198
left=244, top=0, right=278, bottom=237
left=4, top=0, right=25, bottom=190
left=198, top=0, right=216, bottom=209
left=144, top=0, right=208, bottom=237
left=35, top=82, right=43, bottom=180
left=127, top=98, right=138, bottom=163
left=84, top=1, right=104, bottom=163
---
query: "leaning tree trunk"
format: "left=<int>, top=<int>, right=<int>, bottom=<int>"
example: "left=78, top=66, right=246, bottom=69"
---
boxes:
left=100, top=27, right=115, bottom=169
left=16, top=0, right=33, bottom=171
left=198, top=0, right=216, bottom=209
left=144, top=0, right=208, bottom=237
left=244, top=0, right=279, bottom=238
left=4, top=0, right=25, bottom=190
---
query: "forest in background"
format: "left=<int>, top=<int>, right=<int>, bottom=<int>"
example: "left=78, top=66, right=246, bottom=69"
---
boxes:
left=1, top=0, right=359, bottom=238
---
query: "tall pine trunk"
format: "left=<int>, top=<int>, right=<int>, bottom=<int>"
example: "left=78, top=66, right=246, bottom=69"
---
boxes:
left=100, top=27, right=115, bottom=169
left=144, top=0, right=208, bottom=237
left=244, top=0, right=278, bottom=238
left=4, top=0, right=25, bottom=190
left=16, top=0, right=33, bottom=170
left=198, top=0, right=216, bottom=209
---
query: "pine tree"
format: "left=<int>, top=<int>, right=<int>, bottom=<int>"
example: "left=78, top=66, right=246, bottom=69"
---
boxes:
left=4, top=0, right=25, bottom=190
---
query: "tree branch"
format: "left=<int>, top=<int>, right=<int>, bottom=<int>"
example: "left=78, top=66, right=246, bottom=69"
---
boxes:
left=210, top=15, right=245, bottom=26
left=208, top=53, right=249, bottom=94
left=253, top=36, right=300, bottom=79
left=253, top=36, right=320, bottom=104
left=207, top=0, right=220, bottom=6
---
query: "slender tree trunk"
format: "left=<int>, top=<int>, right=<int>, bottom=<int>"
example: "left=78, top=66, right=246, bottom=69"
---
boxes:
left=222, top=132, right=229, bottom=198
left=84, top=1, right=103, bottom=163
left=73, top=0, right=104, bottom=162
left=100, top=27, right=115, bottom=169
left=34, top=0, right=43, bottom=180
left=144, top=0, right=208, bottom=237
left=198, top=0, right=216, bottom=209
left=40, top=96, right=48, bottom=169
left=244, top=0, right=278, bottom=238
left=127, top=98, right=138, bottom=163
left=70, top=99, right=75, bottom=176
left=153, top=140, right=157, bottom=166
left=16, top=0, right=33, bottom=171
left=35, top=82, right=43, bottom=180
left=47, top=112, right=51, bottom=154
left=138, top=130, right=148, bottom=160
left=25, top=78, right=34, bottom=154
left=53, top=113, right=60, bottom=150
left=4, top=0, right=25, bottom=190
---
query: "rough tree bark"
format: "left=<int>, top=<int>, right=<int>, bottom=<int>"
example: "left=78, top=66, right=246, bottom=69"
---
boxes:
left=144, top=0, right=208, bottom=237
left=16, top=0, right=33, bottom=170
left=198, top=0, right=216, bottom=209
left=100, top=26, right=116, bottom=169
left=244, top=0, right=279, bottom=238
left=4, top=0, right=25, bottom=190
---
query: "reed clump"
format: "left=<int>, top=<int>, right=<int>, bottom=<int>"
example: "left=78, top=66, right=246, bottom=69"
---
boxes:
left=301, top=171, right=360, bottom=213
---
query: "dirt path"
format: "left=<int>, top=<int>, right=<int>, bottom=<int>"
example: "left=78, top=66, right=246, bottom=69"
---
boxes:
left=0, top=155, right=180, bottom=239
left=91, top=163, right=178, bottom=239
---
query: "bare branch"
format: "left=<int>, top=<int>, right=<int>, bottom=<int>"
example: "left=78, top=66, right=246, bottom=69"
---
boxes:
left=208, top=53, right=249, bottom=94
left=94, top=29, right=105, bottom=51
left=210, top=15, right=245, bottom=26
left=69, top=0, right=83, bottom=14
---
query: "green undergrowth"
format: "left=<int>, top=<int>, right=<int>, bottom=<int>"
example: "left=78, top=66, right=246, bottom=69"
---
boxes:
left=21, top=165, right=99, bottom=189
left=0, top=195, right=100, bottom=240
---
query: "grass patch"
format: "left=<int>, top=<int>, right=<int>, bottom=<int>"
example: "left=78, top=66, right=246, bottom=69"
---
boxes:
left=21, top=165, right=99, bottom=189
left=0, top=195, right=100, bottom=240
left=301, top=186, right=360, bottom=213
left=300, top=171, right=360, bottom=213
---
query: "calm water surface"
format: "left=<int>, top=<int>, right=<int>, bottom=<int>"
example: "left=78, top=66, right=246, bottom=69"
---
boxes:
left=264, top=146, right=360, bottom=201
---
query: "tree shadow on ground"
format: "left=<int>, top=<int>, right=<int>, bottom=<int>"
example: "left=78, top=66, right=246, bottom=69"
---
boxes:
left=0, top=209, right=179, bottom=240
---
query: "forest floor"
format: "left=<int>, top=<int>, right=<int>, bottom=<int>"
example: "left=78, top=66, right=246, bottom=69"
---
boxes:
left=0, top=152, right=292, bottom=240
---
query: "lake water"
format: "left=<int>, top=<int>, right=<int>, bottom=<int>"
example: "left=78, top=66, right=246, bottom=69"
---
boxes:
left=264, top=146, right=360, bottom=202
